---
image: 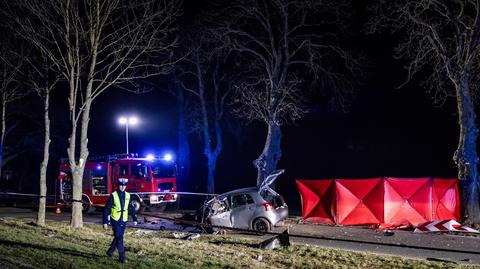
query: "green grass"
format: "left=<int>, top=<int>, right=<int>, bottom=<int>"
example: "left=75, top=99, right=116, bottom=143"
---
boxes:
left=0, top=218, right=478, bottom=269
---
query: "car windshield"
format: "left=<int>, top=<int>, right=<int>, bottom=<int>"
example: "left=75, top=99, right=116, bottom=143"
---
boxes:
left=151, top=162, right=175, bottom=178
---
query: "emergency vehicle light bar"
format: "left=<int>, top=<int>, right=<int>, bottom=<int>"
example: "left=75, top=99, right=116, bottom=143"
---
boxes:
left=59, top=153, right=139, bottom=163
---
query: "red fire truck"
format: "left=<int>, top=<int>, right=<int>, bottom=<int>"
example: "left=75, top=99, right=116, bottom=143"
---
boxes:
left=57, top=154, right=177, bottom=212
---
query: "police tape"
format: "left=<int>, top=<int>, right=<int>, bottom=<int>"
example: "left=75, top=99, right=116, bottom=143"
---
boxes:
left=139, top=212, right=480, bottom=256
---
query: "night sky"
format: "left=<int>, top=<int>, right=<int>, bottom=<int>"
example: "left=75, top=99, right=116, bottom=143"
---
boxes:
left=1, top=1, right=465, bottom=212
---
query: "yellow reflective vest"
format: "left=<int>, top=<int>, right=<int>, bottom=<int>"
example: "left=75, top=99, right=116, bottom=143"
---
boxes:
left=110, top=191, right=130, bottom=222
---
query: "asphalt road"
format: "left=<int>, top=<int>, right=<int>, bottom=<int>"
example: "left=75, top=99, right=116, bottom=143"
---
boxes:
left=1, top=207, right=479, bottom=265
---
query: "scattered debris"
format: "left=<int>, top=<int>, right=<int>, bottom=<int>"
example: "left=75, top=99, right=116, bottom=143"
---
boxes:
left=187, top=233, right=200, bottom=240
left=134, top=229, right=157, bottom=236
left=256, top=255, right=263, bottom=261
left=173, top=232, right=186, bottom=239
left=371, top=224, right=412, bottom=230
left=141, top=217, right=201, bottom=233
left=384, top=230, right=394, bottom=236
left=213, top=230, right=227, bottom=235
left=172, top=232, right=201, bottom=240
left=143, top=217, right=158, bottom=225
left=259, top=229, right=290, bottom=250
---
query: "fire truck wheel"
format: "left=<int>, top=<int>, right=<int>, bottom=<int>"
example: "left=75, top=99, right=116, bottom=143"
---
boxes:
left=131, top=198, right=143, bottom=212
left=82, top=197, right=95, bottom=213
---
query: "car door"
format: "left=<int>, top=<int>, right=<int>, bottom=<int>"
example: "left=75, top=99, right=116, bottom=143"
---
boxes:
left=230, top=194, right=256, bottom=229
left=208, top=198, right=232, bottom=227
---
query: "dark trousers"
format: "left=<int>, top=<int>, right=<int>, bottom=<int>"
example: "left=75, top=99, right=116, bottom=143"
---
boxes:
left=107, top=220, right=126, bottom=261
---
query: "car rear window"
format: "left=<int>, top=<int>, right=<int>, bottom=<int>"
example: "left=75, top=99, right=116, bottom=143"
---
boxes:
left=272, top=195, right=285, bottom=208
left=261, top=192, right=285, bottom=208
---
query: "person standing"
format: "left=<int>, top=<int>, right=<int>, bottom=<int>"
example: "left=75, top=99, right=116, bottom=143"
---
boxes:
left=103, top=178, right=137, bottom=263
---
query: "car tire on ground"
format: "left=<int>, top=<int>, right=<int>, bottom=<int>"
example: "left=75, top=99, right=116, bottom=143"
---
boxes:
left=253, top=218, right=271, bottom=233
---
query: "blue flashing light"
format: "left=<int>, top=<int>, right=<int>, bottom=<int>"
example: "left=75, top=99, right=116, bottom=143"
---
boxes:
left=96, top=164, right=102, bottom=170
left=146, top=154, right=155, bottom=161
left=163, top=154, right=173, bottom=161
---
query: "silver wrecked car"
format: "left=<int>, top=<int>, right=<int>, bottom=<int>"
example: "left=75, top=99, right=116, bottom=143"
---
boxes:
left=198, top=170, right=288, bottom=232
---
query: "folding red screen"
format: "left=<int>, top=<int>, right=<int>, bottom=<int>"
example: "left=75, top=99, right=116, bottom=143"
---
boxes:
left=296, top=177, right=460, bottom=227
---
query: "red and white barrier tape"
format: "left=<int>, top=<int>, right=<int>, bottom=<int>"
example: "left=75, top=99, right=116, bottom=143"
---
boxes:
left=414, top=220, right=479, bottom=233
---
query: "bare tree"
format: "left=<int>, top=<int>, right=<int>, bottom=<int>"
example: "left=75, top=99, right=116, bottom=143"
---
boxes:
left=368, top=0, right=480, bottom=224
left=176, top=28, right=232, bottom=194
left=0, top=40, right=29, bottom=180
left=216, top=0, right=362, bottom=185
left=26, top=54, right=59, bottom=226
left=2, top=0, right=180, bottom=227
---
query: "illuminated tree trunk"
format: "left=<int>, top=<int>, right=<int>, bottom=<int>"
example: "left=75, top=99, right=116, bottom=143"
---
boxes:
left=255, top=122, right=282, bottom=187
left=36, top=92, right=50, bottom=226
left=454, top=77, right=480, bottom=225
left=70, top=87, right=93, bottom=228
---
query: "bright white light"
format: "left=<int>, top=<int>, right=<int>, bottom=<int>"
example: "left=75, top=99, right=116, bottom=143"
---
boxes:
left=129, top=116, right=138, bottom=125
left=118, top=117, right=127, bottom=125
left=146, top=154, right=155, bottom=161
left=163, top=154, right=173, bottom=161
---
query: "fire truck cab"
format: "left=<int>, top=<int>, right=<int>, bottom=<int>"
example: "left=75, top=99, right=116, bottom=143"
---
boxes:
left=57, top=154, right=177, bottom=212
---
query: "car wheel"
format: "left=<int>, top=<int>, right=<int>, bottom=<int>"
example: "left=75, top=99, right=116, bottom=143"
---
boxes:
left=253, top=218, right=271, bottom=233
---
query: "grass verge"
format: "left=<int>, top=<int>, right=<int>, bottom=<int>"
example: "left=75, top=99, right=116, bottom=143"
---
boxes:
left=0, top=218, right=478, bottom=269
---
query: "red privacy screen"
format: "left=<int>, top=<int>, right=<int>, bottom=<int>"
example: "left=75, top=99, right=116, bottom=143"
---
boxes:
left=296, top=177, right=460, bottom=227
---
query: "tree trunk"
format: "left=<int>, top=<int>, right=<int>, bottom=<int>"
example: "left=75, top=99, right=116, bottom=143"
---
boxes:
left=255, top=121, right=282, bottom=186
left=37, top=93, right=50, bottom=226
left=0, top=99, right=5, bottom=179
left=197, top=61, right=219, bottom=194
left=454, top=79, right=480, bottom=225
left=176, top=87, right=190, bottom=190
left=206, top=154, right=217, bottom=194
left=206, top=121, right=223, bottom=194
left=70, top=97, right=92, bottom=228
